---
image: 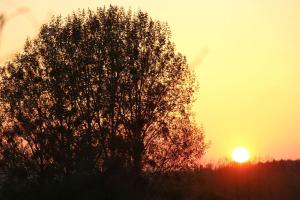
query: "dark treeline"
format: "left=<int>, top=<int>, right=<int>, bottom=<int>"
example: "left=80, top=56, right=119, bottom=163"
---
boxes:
left=1, top=159, right=300, bottom=200
left=149, top=159, right=300, bottom=200
left=0, top=5, right=206, bottom=200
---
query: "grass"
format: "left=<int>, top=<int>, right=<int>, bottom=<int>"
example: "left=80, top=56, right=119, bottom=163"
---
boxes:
left=1, top=160, right=299, bottom=200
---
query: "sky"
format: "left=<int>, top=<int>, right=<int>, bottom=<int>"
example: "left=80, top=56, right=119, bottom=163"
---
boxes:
left=1, top=0, right=300, bottom=163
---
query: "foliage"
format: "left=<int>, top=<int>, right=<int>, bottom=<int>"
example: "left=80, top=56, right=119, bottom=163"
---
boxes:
left=0, top=5, right=206, bottom=182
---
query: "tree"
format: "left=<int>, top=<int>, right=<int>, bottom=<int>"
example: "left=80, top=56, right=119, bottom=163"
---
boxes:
left=0, top=6, right=206, bottom=180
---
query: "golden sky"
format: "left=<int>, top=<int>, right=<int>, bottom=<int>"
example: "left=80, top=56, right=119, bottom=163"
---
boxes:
left=1, top=0, right=300, bottom=162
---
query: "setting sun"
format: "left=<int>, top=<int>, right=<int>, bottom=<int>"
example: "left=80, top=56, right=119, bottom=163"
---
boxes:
left=231, top=147, right=250, bottom=163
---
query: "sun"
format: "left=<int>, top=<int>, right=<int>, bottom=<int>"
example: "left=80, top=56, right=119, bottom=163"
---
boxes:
left=231, top=147, right=250, bottom=163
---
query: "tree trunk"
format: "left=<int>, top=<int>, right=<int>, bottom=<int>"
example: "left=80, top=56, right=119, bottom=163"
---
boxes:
left=133, top=139, right=144, bottom=174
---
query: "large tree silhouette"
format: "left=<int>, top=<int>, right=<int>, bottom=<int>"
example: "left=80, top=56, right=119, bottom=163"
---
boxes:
left=0, top=6, right=206, bottom=180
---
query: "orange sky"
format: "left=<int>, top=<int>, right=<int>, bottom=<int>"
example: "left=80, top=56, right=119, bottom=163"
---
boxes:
left=1, top=0, right=300, bottom=163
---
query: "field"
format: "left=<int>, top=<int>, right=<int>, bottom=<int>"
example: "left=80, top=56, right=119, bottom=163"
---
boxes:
left=148, top=160, right=300, bottom=200
left=1, top=160, right=299, bottom=200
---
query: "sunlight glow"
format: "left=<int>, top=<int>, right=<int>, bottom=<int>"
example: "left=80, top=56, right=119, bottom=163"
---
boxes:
left=231, top=147, right=250, bottom=163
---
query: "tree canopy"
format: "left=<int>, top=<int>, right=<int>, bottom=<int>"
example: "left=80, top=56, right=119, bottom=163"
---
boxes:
left=0, top=6, right=206, bottom=181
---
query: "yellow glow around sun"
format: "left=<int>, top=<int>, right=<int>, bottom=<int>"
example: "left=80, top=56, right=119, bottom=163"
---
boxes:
left=231, top=147, right=250, bottom=163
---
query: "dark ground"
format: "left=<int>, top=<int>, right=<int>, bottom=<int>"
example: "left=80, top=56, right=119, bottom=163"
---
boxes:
left=1, top=160, right=299, bottom=200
